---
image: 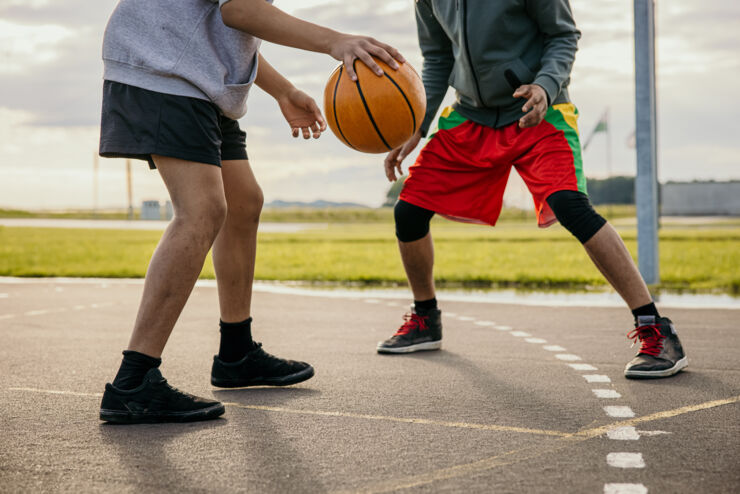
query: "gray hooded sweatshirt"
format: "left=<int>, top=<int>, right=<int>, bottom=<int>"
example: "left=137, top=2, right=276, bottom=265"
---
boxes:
left=103, top=0, right=266, bottom=120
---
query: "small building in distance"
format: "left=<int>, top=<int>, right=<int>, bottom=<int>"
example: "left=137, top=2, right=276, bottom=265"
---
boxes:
left=661, top=181, right=740, bottom=216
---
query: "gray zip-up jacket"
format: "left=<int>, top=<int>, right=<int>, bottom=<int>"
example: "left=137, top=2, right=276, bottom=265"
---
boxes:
left=103, top=0, right=266, bottom=120
left=416, top=0, right=580, bottom=135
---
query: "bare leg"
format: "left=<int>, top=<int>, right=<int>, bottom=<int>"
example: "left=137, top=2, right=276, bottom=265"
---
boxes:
left=127, top=156, right=227, bottom=357
left=583, top=222, right=653, bottom=309
left=212, top=159, right=264, bottom=322
left=398, top=232, right=436, bottom=301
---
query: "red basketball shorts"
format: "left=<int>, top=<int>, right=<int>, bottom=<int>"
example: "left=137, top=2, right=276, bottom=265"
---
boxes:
left=399, top=104, right=587, bottom=227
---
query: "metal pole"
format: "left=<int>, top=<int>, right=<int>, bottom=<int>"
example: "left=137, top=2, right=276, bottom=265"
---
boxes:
left=126, top=159, right=134, bottom=220
left=634, top=0, right=659, bottom=284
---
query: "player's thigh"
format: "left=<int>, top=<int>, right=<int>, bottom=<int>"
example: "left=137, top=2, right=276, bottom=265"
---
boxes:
left=153, top=155, right=226, bottom=217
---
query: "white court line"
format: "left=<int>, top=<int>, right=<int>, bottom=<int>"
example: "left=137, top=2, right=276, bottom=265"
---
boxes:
left=24, top=310, right=49, bottom=316
left=386, top=302, right=400, bottom=307
left=457, top=316, right=475, bottom=321
left=474, top=321, right=496, bottom=326
left=73, top=305, right=86, bottom=310
left=543, top=345, right=566, bottom=352
left=606, top=426, right=640, bottom=440
left=604, top=483, right=648, bottom=494
left=583, top=374, right=611, bottom=383
left=555, top=354, right=582, bottom=361
left=510, top=331, right=531, bottom=337
left=604, top=406, right=635, bottom=418
left=568, top=363, right=597, bottom=371
left=0, top=293, right=8, bottom=298
left=444, top=312, right=457, bottom=317
left=0, top=314, right=16, bottom=320
left=525, top=338, right=547, bottom=344
left=494, top=325, right=512, bottom=331
left=593, top=389, right=621, bottom=399
left=606, top=453, right=645, bottom=468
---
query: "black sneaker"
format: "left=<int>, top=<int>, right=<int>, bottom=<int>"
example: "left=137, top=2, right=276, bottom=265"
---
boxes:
left=100, top=368, right=225, bottom=424
left=624, top=315, right=688, bottom=379
left=211, top=342, right=314, bottom=388
left=377, top=308, right=442, bottom=354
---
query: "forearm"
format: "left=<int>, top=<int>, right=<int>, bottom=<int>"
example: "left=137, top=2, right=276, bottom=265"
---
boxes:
left=221, top=0, right=340, bottom=55
left=254, top=54, right=294, bottom=100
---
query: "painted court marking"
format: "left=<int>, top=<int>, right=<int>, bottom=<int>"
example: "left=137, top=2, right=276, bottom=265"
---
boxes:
left=525, top=337, right=547, bottom=344
left=607, top=452, right=645, bottom=469
left=607, top=426, right=640, bottom=441
left=604, top=483, right=648, bottom=494
left=542, top=345, right=566, bottom=352
left=568, top=363, right=597, bottom=371
left=555, top=354, right=582, bottom=361
left=510, top=331, right=531, bottom=337
left=593, top=389, right=621, bottom=399
left=604, top=406, right=636, bottom=418
left=583, top=374, right=612, bottom=383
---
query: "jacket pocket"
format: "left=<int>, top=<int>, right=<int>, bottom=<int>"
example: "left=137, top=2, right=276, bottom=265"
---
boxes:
left=477, top=58, right=535, bottom=107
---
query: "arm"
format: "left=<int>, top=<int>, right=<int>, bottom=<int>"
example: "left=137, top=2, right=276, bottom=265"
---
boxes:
left=525, top=0, right=581, bottom=105
left=220, top=0, right=404, bottom=80
left=415, top=0, right=454, bottom=137
left=255, top=53, right=326, bottom=139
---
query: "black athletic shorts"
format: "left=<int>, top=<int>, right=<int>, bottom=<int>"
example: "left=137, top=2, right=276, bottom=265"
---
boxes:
left=99, top=80, right=247, bottom=169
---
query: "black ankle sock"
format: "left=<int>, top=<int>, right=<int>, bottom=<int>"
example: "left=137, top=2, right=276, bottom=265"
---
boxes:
left=218, top=317, right=255, bottom=363
left=414, top=298, right=438, bottom=313
left=112, top=350, right=162, bottom=390
left=631, top=302, right=660, bottom=321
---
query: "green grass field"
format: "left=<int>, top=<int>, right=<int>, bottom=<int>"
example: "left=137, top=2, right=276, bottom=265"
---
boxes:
left=1, top=216, right=738, bottom=293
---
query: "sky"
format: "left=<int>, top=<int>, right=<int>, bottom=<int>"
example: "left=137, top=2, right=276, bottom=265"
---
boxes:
left=0, top=0, right=738, bottom=210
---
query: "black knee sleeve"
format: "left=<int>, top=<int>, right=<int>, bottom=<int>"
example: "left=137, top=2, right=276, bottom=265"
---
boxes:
left=546, top=190, right=607, bottom=244
left=394, top=200, right=435, bottom=242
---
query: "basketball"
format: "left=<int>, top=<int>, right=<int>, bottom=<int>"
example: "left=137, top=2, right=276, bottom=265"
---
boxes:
left=324, top=57, right=426, bottom=154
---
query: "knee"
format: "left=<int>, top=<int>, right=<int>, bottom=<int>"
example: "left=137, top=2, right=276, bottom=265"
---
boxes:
left=174, top=194, right=227, bottom=241
left=228, top=185, right=264, bottom=226
left=546, top=190, right=606, bottom=244
left=394, top=200, right=435, bottom=242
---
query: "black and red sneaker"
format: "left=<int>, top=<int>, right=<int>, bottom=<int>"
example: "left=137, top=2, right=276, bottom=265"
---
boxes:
left=624, top=315, right=688, bottom=379
left=376, top=308, right=442, bottom=354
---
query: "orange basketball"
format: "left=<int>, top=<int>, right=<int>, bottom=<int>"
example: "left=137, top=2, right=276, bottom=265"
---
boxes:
left=324, top=57, right=426, bottom=154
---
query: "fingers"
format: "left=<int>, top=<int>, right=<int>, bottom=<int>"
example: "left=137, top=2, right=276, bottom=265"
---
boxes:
left=518, top=105, right=545, bottom=128
left=356, top=51, right=384, bottom=76
left=512, top=85, right=531, bottom=99
left=384, top=148, right=402, bottom=181
left=343, top=54, right=358, bottom=81
left=365, top=42, right=400, bottom=70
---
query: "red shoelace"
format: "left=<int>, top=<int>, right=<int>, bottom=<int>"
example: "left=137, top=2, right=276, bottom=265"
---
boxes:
left=627, top=324, right=665, bottom=357
left=395, top=313, right=429, bottom=336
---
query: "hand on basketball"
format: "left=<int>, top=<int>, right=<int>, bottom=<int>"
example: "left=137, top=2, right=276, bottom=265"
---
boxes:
left=513, top=84, right=548, bottom=128
left=384, top=129, right=422, bottom=181
left=330, top=34, right=405, bottom=81
left=278, top=88, right=327, bottom=139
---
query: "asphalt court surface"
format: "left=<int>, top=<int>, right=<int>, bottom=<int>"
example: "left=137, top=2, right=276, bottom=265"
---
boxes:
left=0, top=279, right=738, bottom=493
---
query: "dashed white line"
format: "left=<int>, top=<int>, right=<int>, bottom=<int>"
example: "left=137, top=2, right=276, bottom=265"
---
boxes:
left=592, top=389, right=621, bottom=399
left=0, top=314, right=15, bottom=320
left=604, top=406, right=635, bottom=418
left=0, top=293, right=8, bottom=298
left=606, top=453, right=645, bottom=469
left=24, top=310, right=49, bottom=316
left=583, top=374, right=611, bottom=383
left=568, top=363, right=598, bottom=371
left=458, top=316, right=475, bottom=321
left=494, top=325, right=512, bottom=331
left=607, top=426, right=640, bottom=440
left=386, top=302, right=400, bottom=307
left=543, top=345, right=566, bottom=352
left=555, top=354, right=582, bottom=361
left=474, top=321, right=496, bottom=326
left=363, top=299, right=381, bottom=304
left=510, top=331, right=531, bottom=337
left=604, top=483, right=648, bottom=494
left=525, top=337, right=547, bottom=344
left=445, top=312, right=458, bottom=317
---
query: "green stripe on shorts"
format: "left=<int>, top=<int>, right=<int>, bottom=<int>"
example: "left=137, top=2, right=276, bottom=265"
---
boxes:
left=544, top=104, right=587, bottom=194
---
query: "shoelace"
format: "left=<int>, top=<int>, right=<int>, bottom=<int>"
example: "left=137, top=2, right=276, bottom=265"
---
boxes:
left=627, top=324, right=665, bottom=357
left=394, top=313, right=429, bottom=336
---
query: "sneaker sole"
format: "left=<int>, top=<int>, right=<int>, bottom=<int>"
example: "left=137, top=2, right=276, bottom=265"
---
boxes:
left=100, top=403, right=225, bottom=424
left=376, top=341, right=442, bottom=354
left=624, top=356, right=689, bottom=379
left=211, top=365, right=315, bottom=388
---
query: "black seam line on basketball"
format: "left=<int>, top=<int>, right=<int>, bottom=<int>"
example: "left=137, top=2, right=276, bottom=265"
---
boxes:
left=353, top=60, right=392, bottom=151
left=383, top=72, right=417, bottom=134
left=332, top=66, right=355, bottom=150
